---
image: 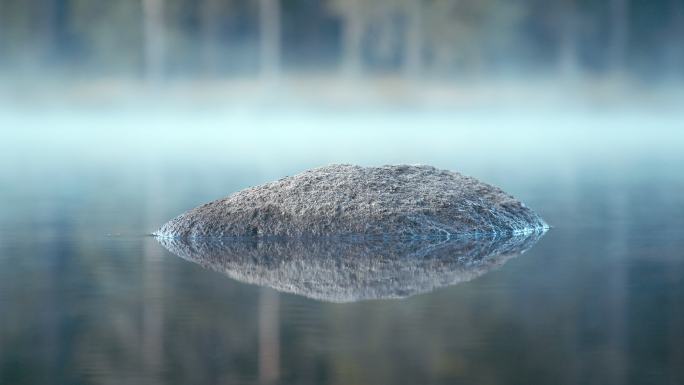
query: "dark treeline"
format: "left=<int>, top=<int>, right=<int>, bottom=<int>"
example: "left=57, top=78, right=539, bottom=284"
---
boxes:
left=0, top=0, right=682, bottom=80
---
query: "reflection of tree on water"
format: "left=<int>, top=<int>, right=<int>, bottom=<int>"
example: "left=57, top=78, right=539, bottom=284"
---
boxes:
left=143, top=165, right=165, bottom=384
left=157, top=231, right=546, bottom=303
left=143, top=241, right=164, bottom=384
left=259, top=289, right=280, bottom=384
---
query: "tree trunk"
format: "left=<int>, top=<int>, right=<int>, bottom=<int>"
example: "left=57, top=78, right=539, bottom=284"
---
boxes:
left=200, top=0, right=221, bottom=76
left=142, top=0, right=165, bottom=82
left=44, top=0, right=70, bottom=63
left=558, top=0, right=579, bottom=78
left=608, top=0, right=628, bottom=73
left=667, top=0, right=684, bottom=77
left=259, top=0, right=281, bottom=81
left=341, top=0, right=363, bottom=77
left=404, top=0, right=423, bottom=80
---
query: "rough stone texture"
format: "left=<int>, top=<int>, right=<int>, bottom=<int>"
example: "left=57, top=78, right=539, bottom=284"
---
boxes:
left=155, top=164, right=547, bottom=239
left=157, top=231, right=545, bottom=302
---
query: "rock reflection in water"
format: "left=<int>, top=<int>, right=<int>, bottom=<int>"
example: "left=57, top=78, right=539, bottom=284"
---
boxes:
left=157, top=232, right=546, bottom=303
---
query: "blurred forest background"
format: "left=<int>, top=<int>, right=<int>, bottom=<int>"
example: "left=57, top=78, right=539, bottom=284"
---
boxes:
left=1, top=0, right=683, bottom=107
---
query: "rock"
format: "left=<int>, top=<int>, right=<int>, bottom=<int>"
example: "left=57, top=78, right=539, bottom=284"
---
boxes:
left=154, top=164, right=547, bottom=239
left=157, top=231, right=545, bottom=302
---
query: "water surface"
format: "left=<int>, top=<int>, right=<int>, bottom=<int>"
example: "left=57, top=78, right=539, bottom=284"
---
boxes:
left=1, top=108, right=683, bottom=385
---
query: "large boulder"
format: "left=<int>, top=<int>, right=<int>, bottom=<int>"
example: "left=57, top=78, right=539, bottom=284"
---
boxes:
left=155, top=164, right=547, bottom=239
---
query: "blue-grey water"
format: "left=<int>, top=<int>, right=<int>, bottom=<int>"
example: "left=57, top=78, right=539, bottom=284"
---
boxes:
left=1, top=107, right=683, bottom=385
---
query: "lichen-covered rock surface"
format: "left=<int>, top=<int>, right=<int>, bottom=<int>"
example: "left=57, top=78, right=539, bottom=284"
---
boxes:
left=155, top=164, right=547, bottom=239
left=157, top=231, right=545, bottom=302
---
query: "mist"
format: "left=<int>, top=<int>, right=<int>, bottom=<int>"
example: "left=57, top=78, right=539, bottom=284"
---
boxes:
left=1, top=0, right=683, bottom=112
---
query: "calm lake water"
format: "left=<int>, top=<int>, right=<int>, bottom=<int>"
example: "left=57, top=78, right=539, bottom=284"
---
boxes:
left=1, top=107, right=683, bottom=385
